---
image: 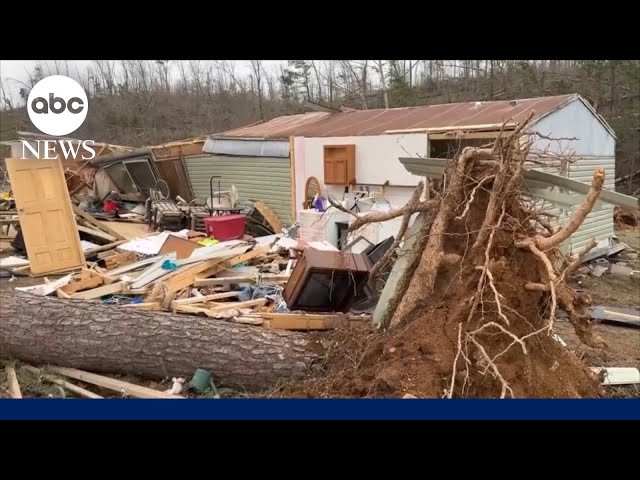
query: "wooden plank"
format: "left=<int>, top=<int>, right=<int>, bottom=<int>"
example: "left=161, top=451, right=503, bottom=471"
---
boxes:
left=49, top=366, right=184, bottom=399
left=257, top=312, right=369, bottom=330
left=199, top=246, right=271, bottom=279
left=104, top=251, right=137, bottom=270
left=60, top=275, right=104, bottom=294
left=171, top=291, right=240, bottom=307
left=160, top=247, right=252, bottom=293
left=253, top=201, right=284, bottom=233
left=73, top=205, right=126, bottom=240
left=22, top=365, right=103, bottom=399
left=84, top=240, right=128, bottom=257
left=97, top=250, right=118, bottom=259
left=121, top=302, right=162, bottom=311
left=71, top=281, right=123, bottom=300
left=208, top=298, right=266, bottom=313
left=77, top=224, right=118, bottom=243
left=5, top=365, right=22, bottom=398
left=105, top=254, right=165, bottom=277
left=193, top=273, right=290, bottom=287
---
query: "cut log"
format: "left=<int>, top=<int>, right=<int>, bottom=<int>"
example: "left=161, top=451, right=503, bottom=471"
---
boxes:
left=0, top=290, right=322, bottom=390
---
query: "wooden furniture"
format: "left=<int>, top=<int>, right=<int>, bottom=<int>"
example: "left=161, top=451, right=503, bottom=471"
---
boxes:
left=283, top=249, right=370, bottom=313
left=323, top=145, right=356, bottom=185
left=302, top=176, right=321, bottom=209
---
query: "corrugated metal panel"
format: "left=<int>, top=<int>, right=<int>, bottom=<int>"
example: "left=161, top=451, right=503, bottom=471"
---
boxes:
left=568, top=157, right=616, bottom=253
left=155, top=158, right=193, bottom=202
left=186, top=155, right=293, bottom=225
left=216, top=113, right=332, bottom=139
left=218, top=95, right=575, bottom=139
left=202, top=138, right=289, bottom=157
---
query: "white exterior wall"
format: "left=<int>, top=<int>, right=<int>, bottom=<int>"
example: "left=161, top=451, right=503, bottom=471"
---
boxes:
left=529, top=97, right=616, bottom=253
left=295, top=133, right=426, bottom=210
left=293, top=133, right=426, bottom=247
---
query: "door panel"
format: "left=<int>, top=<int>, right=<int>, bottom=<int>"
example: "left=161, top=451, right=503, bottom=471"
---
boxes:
left=6, top=157, right=84, bottom=275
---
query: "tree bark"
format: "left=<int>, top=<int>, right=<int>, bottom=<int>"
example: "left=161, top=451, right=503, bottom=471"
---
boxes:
left=0, top=290, right=322, bottom=391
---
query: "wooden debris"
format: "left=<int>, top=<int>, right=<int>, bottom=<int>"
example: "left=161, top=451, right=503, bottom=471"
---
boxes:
left=192, top=273, right=290, bottom=287
left=104, top=251, right=137, bottom=270
left=198, top=246, right=271, bottom=279
left=5, top=365, right=22, bottom=398
left=49, top=366, right=184, bottom=399
left=77, top=224, right=118, bottom=243
left=121, top=302, right=162, bottom=311
left=61, top=270, right=104, bottom=294
left=73, top=205, right=126, bottom=240
left=22, top=365, right=103, bottom=399
left=83, top=240, right=129, bottom=257
left=253, top=201, right=283, bottom=233
left=159, top=246, right=252, bottom=293
left=171, top=291, right=240, bottom=308
left=71, top=281, right=124, bottom=300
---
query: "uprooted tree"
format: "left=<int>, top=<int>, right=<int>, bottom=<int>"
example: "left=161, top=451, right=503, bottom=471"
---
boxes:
left=318, top=117, right=607, bottom=398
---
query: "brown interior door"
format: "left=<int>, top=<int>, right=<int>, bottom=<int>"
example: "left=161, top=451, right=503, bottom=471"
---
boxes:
left=6, top=157, right=85, bottom=275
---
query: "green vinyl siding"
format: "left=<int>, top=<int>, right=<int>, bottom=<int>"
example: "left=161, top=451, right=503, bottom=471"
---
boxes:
left=186, top=154, right=293, bottom=226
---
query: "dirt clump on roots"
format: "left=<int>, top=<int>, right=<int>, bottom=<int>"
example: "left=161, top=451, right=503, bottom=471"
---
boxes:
left=281, top=119, right=606, bottom=399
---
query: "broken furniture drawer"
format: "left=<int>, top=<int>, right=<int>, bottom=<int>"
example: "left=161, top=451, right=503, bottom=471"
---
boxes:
left=283, top=249, right=370, bottom=313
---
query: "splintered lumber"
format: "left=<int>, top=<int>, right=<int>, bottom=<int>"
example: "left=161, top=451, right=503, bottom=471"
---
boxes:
left=5, top=365, right=22, bottom=398
left=121, top=302, right=162, bottom=311
left=22, top=365, right=103, bottom=399
left=61, top=273, right=104, bottom=294
left=77, top=224, right=118, bottom=243
left=70, top=281, right=123, bottom=300
left=254, top=313, right=370, bottom=330
left=253, top=201, right=283, bottom=233
left=160, top=246, right=252, bottom=293
left=73, top=205, right=125, bottom=240
left=104, top=251, right=137, bottom=270
left=208, top=298, right=266, bottom=313
left=172, top=298, right=267, bottom=316
left=83, top=240, right=128, bottom=257
left=49, top=366, right=183, bottom=399
left=1, top=290, right=321, bottom=390
left=171, top=291, right=241, bottom=308
left=198, top=246, right=271, bottom=279
left=193, top=273, right=290, bottom=287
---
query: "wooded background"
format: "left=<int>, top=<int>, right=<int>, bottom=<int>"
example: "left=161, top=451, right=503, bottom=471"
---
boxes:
left=1, top=60, right=638, bottom=192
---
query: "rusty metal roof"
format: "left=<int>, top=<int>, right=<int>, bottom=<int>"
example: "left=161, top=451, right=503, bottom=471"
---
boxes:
left=214, top=112, right=332, bottom=140
left=217, top=94, right=581, bottom=139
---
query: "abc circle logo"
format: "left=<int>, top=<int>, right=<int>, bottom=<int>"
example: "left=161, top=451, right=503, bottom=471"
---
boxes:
left=27, top=75, right=88, bottom=136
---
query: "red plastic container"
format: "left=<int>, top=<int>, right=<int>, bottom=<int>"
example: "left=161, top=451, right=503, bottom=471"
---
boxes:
left=204, top=214, right=246, bottom=241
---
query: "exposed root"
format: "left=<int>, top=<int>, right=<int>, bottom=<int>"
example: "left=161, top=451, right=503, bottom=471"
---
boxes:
left=286, top=117, right=605, bottom=400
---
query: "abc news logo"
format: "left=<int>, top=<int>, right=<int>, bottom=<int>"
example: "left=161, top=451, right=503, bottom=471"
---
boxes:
left=24, top=75, right=95, bottom=160
left=30, top=93, right=85, bottom=115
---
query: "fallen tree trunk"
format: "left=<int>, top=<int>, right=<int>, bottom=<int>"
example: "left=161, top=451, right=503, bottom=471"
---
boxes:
left=0, top=290, right=322, bottom=391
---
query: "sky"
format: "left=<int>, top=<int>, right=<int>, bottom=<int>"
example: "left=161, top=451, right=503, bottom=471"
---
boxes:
left=0, top=60, right=287, bottom=107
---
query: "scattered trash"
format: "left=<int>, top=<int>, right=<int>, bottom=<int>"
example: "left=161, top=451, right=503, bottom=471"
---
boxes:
left=188, top=368, right=220, bottom=398
left=590, top=367, right=640, bottom=386
left=161, top=259, right=178, bottom=270
left=164, top=377, right=186, bottom=395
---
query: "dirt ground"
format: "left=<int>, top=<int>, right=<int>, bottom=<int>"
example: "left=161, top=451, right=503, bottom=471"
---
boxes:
left=1, top=229, right=639, bottom=399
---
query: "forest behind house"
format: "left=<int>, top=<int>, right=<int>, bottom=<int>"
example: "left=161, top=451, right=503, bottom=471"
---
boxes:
left=1, top=60, right=638, bottom=194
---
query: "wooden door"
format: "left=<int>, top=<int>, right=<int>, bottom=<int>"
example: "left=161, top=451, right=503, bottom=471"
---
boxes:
left=6, top=157, right=84, bottom=275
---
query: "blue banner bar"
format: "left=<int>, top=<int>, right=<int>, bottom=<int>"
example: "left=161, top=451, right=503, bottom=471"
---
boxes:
left=1, top=399, right=639, bottom=420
